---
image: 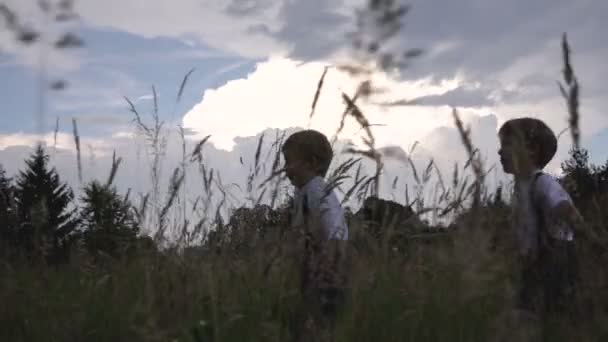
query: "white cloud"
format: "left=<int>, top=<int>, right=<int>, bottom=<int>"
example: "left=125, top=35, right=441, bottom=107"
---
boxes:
left=0, top=131, right=108, bottom=154
left=135, top=94, right=155, bottom=103
left=182, top=56, right=468, bottom=151
left=182, top=50, right=608, bottom=178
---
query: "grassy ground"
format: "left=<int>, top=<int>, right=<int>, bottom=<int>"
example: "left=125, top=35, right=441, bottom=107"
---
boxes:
left=2, top=211, right=607, bottom=342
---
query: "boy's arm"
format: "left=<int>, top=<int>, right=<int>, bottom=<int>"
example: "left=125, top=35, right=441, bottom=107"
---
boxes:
left=552, top=200, right=603, bottom=243
left=542, top=176, right=603, bottom=244
left=540, top=175, right=578, bottom=228
left=539, top=177, right=599, bottom=242
left=308, top=192, right=348, bottom=285
left=552, top=200, right=584, bottom=233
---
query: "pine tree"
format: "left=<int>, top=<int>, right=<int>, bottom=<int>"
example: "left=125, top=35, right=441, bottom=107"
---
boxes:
left=560, top=147, right=596, bottom=209
left=14, top=145, right=78, bottom=263
left=80, top=180, right=139, bottom=257
left=0, top=164, right=17, bottom=254
left=0, top=164, right=13, bottom=222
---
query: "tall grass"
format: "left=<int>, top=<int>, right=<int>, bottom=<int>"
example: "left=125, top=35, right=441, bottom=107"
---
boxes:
left=2, top=2, right=608, bottom=341
left=3, top=37, right=605, bottom=342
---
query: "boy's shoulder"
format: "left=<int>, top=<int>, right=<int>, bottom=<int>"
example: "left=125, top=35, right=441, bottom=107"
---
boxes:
left=301, top=176, right=332, bottom=195
left=533, top=171, right=561, bottom=190
left=299, top=176, right=324, bottom=196
left=299, top=176, right=343, bottom=208
left=532, top=171, right=572, bottom=207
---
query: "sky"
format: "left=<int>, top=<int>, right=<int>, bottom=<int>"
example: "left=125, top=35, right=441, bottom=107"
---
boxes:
left=1, top=0, right=607, bottom=224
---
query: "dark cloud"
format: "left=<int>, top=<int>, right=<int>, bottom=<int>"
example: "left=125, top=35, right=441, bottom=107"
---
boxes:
left=226, top=0, right=275, bottom=17
left=399, top=0, right=605, bottom=78
left=248, top=0, right=607, bottom=127
left=411, top=83, right=524, bottom=108
left=239, top=0, right=604, bottom=78
left=414, top=85, right=497, bottom=108
left=270, top=0, right=351, bottom=60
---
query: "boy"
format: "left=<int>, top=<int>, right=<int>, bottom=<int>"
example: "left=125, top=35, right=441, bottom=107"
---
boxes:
left=498, top=117, right=584, bottom=316
left=282, top=129, right=349, bottom=338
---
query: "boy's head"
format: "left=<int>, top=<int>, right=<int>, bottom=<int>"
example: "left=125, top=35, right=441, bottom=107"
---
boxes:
left=282, top=129, right=333, bottom=188
left=498, top=117, right=557, bottom=175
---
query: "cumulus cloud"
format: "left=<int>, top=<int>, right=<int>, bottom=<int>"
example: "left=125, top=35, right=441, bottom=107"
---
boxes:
left=180, top=40, right=605, bottom=177
left=182, top=56, right=473, bottom=151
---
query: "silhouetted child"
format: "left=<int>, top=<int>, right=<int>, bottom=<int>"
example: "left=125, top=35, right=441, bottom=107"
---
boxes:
left=282, top=129, right=348, bottom=339
left=498, top=118, right=585, bottom=317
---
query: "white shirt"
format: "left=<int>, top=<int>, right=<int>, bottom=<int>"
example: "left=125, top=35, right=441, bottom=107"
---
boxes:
left=290, top=176, right=349, bottom=241
left=513, top=169, right=574, bottom=255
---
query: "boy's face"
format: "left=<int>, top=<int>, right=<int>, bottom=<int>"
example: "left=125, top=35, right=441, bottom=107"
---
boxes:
left=283, top=149, right=317, bottom=188
left=498, top=134, right=535, bottom=175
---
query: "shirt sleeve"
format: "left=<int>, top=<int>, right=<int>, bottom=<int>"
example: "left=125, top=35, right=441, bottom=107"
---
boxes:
left=304, top=180, right=348, bottom=240
left=536, top=174, right=573, bottom=209
left=319, top=194, right=348, bottom=240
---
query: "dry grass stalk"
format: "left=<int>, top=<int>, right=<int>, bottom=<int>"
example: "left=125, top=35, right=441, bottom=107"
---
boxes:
left=178, top=125, right=188, bottom=239
left=268, top=132, right=287, bottom=208
left=309, top=66, right=329, bottom=123
left=341, top=93, right=383, bottom=196
left=152, top=86, right=159, bottom=118
left=348, top=0, right=416, bottom=73
left=176, top=68, right=195, bottom=103
left=558, top=33, right=580, bottom=150
left=125, top=90, right=167, bottom=223
left=156, top=168, right=185, bottom=243
left=433, top=162, right=447, bottom=198
left=106, top=150, right=123, bottom=187
left=341, top=93, right=375, bottom=146
left=53, top=117, right=59, bottom=153
left=452, top=108, right=484, bottom=208
left=240, top=133, right=268, bottom=206
left=258, top=168, right=285, bottom=192
left=332, top=88, right=362, bottom=146
left=190, top=135, right=212, bottom=163
left=71, top=118, right=82, bottom=184
left=342, top=175, right=369, bottom=206
left=134, top=193, right=150, bottom=227
left=253, top=133, right=265, bottom=177
left=254, top=188, right=268, bottom=207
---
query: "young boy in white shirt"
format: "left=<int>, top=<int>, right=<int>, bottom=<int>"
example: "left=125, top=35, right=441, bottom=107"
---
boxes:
left=282, top=129, right=348, bottom=337
left=498, top=118, right=584, bottom=316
